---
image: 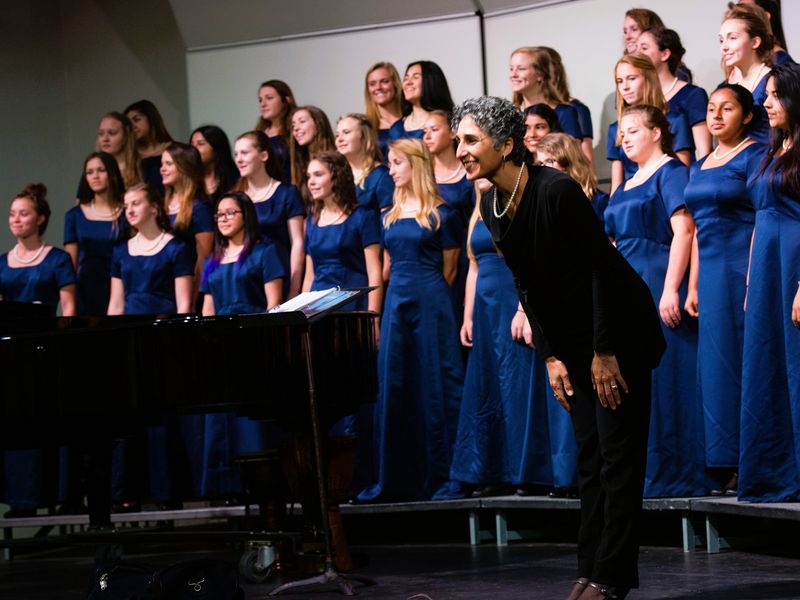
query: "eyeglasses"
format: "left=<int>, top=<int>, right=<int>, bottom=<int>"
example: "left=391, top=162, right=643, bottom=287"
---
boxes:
left=213, top=210, right=242, bottom=222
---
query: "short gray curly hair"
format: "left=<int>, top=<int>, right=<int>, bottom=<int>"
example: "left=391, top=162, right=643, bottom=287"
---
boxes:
left=451, top=96, right=526, bottom=165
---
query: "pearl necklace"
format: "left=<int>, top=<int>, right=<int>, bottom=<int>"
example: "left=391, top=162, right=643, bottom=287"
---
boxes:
left=401, top=202, right=419, bottom=214
left=663, top=77, right=679, bottom=97
left=223, top=245, right=243, bottom=260
left=712, top=137, right=750, bottom=160
left=89, top=200, right=119, bottom=219
left=318, top=208, right=345, bottom=226
left=248, top=178, right=277, bottom=202
left=631, top=154, right=669, bottom=184
left=13, top=243, right=46, bottom=264
left=492, top=163, right=526, bottom=219
left=132, top=231, right=166, bottom=253
left=436, top=163, right=466, bottom=184
left=783, top=138, right=794, bottom=152
left=736, top=63, right=767, bottom=92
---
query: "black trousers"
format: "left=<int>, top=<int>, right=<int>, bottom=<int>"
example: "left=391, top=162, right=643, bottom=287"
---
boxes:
left=565, top=354, right=651, bottom=589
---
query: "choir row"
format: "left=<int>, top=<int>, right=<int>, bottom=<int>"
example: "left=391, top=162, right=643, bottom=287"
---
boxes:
left=1, top=1, right=799, bottom=511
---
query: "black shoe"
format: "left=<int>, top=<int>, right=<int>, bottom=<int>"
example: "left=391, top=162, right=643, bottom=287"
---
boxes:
left=471, top=484, right=514, bottom=498
left=548, top=486, right=578, bottom=499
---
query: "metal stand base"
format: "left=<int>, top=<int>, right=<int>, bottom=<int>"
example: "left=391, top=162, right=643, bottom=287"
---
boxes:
left=269, top=567, right=375, bottom=596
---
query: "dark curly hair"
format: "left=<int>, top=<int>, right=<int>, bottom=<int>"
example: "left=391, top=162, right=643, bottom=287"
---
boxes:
left=307, top=151, right=357, bottom=221
left=451, top=96, right=526, bottom=165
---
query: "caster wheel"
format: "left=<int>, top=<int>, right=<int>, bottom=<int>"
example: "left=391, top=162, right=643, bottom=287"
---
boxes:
left=238, top=548, right=275, bottom=584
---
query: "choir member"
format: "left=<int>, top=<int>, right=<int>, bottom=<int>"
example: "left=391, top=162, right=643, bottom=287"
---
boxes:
left=96, top=112, right=142, bottom=187
left=107, top=183, right=193, bottom=315
left=607, top=54, right=693, bottom=193
left=191, top=125, right=239, bottom=205
left=450, top=201, right=554, bottom=497
left=303, top=151, right=382, bottom=314
left=1, top=183, right=76, bottom=518
left=638, top=28, right=713, bottom=158
left=125, top=100, right=173, bottom=189
left=622, top=8, right=665, bottom=55
left=335, top=113, right=394, bottom=212
left=542, top=46, right=595, bottom=167
left=235, top=130, right=305, bottom=298
left=740, top=0, right=795, bottom=65
left=509, top=47, right=582, bottom=138
left=364, top=62, right=403, bottom=159
left=389, top=61, right=454, bottom=141
left=683, top=83, right=764, bottom=494
left=161, top=142, right=214, bottom=301
left=720, top=1, right=774, bottom=143
left=604, top=104, right=704, bottom=497
left=289, top=105, right=335, bottom=208
left=535, top=132, right=609, bottom=229
left=523, top=104, right=564, bottom=154
left=357, top=138, right=463, bottom=502
left=739, top=63, right=800, bottom=502
left=452, top=95, right=664, bottom=600
left=255, top=79, right=296, bottom=181
left=65, top=152, right=128, bottom=315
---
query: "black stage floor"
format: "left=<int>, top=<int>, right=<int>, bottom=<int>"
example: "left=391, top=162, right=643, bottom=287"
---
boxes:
left=3, top=541, right=800, bottom=599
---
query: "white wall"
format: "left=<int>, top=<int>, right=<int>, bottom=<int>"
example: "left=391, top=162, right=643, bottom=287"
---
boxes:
left=187, top=16, right=484, bottom=140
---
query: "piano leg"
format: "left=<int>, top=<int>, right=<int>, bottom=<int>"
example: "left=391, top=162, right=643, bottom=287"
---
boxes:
left=269, top=331, right=374, bottom=596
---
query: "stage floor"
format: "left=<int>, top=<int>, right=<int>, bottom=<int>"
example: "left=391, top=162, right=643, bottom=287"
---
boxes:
left=2, top=541, right=800, bottom=599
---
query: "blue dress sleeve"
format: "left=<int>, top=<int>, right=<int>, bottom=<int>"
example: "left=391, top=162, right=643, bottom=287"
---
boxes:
left=358, top=209, right=382, bottom=248
left=604, top=192, right=618, bottom=239
left=199, top=256, right=213, bottom=293
left=658, top=162, right=690, bottom=216
left=281, top=184, right=306, bottom=219
left=682, top=85, right=709, bottom=126
left=555, top=104, right=583, bottom=139
left=64, top=206, right=79, bottom=245
left=191, top=200, right=215, bottom=234
left=53, top=249, right=77, bottom=288
left=572, top=100, right=594, bottom=139
left=260, top=241, right=287, bottom=283
left=592, top=190, right=610, bottom=225
left=110, top=242, right=124, bottom=278
left=172, top=239, right=196, bottom=277
left=375, top=168, right=395, bottom=210
left=438, top=206, right=460, bottom=249
left=606, top=122, right=622, bottom=162
left=668, top=112, right=694, bottom=153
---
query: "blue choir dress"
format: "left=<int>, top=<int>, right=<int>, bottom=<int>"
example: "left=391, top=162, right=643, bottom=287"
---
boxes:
left=683, top=143, right=763, bottom=471
left=668, top=84, right=709, bottom=131
left=554, top=103, right=583, bottom=139
left=269, top=135, right=292, bottom=183
left=450, top=220, right=560, bottom=488
left=748, top=75, right=771, bottom=144
left=605, top=159, right=706, bottom=497
left=388, top=119, right=424, bottom=141
left=607, top=112, right=694, bottom=180
left=739, top=162, right=800, bottom=502
left=141, top=156, right=164, bottom=191
left=356, top=166, right=394, bottom=212
left=437, top=175, right=474, bottom=325
left=357, top=205, right=465, bottom=502
left=305, top=206, right=382, bottom=310
left=592, top=189, right=610, bottom=228
left=378, top=125, right=398, bottom=162
left=253, top=183, right=305, bottom=290
left=0, top=248, right=76, bottom=511
left=190, top=241, right=286, bottom=497
left=168, top=199, right=215, bottom=262
left=570, top=99, right=593, bottom=140
left=64, top=206, right=128, bottom=315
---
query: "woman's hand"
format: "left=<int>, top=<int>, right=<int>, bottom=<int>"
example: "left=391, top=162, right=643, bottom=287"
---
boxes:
left=684, top=287, right=698, bottom=317
left=659, top=288, right=682, bottom=328
left=460, top=319, right=473, bottom=347
left=545, top=357, right=573, bottom=412
left=591, top=352, right=629, bottom=410
left=510, top=310, right=526, bottom=342
left=792, top=283, right=800, bottom=328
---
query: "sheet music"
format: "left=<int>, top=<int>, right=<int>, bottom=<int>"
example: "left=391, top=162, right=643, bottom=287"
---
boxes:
left=268, top=288, right=340, bottom=313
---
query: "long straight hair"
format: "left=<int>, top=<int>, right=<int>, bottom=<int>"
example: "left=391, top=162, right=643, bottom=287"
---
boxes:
left=338, top=113, right=382, bottom=186
left=97, top=112, right=142, bottom=187
left=205, top=192, right=262, bottom=275
left=364, top=62, right=403, bottom=130
left=383, top=138, right=443, bottom=230
left=536, top=133, right=598, bottom=199
left=510, top=47, right=568, bottom=107
left=759, top=64, right=800, bottom=198
left=163, top=142, right=205, bottom=231
left=255, top=80, right=297, bottom=141
left=614, top=54, right=668, bottom=144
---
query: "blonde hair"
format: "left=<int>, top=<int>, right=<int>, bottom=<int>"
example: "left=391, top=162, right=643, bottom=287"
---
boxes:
left=614, top=54, right=667, bottom=144
left=383, top=138, right=443, bottom=230
left=722, top=2, right=775, bottom=78
left=364, top=62, right=403, bottom=130
left=97, top=112, right=142, bottom=188
left=536, top=133, right=598, bottom=199
left=337, top=113, right=382, bottom=186
left=510, top=47, right=568, bottom=107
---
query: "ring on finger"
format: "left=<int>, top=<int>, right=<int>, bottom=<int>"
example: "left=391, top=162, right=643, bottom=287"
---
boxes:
left=611, top=384, right=618, bottom=390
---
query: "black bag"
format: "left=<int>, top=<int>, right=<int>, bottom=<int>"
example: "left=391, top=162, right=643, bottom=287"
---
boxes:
left=149, top=559, right=244, bottom=600
left=87, top=561, right=155, bottom=599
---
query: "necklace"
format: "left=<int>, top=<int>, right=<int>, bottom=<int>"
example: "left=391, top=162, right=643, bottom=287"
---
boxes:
left=492, top=163, right=526, bottom=219
left=663, top=77, right=679, bottom=97
left=224, top=245, right=243, bottom=259
left=132, top=231, right=166, bottom=253
left=401, top=202, right=419, bottom=214
left=736, top=63, right=767, bottom=92
left=13, top=243, right=46, bottom=264
left=436, top=163, right=466, bottom=184
left=783, top=138, right=793, bottom=152
left=318, top=208, right=345, bottom=226
left=712, top=137, right=750, bottom=160
left=89, top=200, right=119, bottom=219
left=248, top=178, right=277, bottom=202
left=631, top=154, right=669, bottom=184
